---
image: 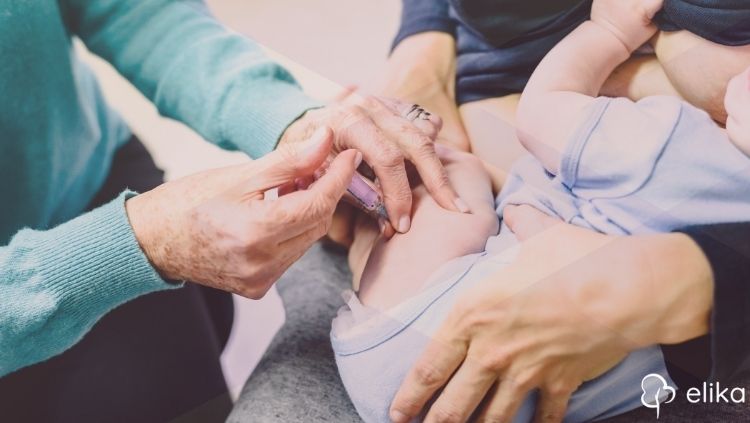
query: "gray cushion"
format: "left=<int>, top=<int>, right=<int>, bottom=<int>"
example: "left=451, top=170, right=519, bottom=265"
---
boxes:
left=228, top=243, right=750, bottom=422
left=228, top=244, right=361, bottom=422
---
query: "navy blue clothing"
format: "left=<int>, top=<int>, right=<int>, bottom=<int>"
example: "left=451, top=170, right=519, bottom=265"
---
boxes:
left=395, top=0, right=750, bottom=385
left=394, top=0, right=591, bottom=104
left=656, top=0, right=750, bottom=47
left=393, top=0, right=456, bottom=48
left=677, top=224, right=750, bottom=383
left=453, top=1, right=590, bottom=104
left=395, top=0, right=750, bottom=104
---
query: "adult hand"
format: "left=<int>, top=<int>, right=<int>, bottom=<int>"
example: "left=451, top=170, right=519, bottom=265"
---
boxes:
left=281, top=86, right=468, bottom=236
left=376, top=32, right=470, bottom=152
left=390, top=205, right=713, bottom=423
left=324, top=32, right=470, bottom=248
left=126, top=127, right=360, bottom=299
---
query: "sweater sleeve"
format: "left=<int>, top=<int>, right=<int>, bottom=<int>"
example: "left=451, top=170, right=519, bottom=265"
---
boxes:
left=393, top=0, right=457, bottom=50
left=59, top=0, right=322, bottom=159
left=677, top=223, right=750, bottom=383
left=0, top=191, right=175, bottom=377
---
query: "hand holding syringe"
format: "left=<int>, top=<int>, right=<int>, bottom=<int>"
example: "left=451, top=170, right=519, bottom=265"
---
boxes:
left=264, top=153, right=393, bottom=235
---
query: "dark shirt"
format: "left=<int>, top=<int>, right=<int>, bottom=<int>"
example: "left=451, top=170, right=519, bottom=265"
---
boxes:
left=676, top=224, right=750, bottom=383
left=657, top=0, right=750, bottom=46
left=394, top=0, right=750, bottom=104
left=395, top=0, right=750, bottom=384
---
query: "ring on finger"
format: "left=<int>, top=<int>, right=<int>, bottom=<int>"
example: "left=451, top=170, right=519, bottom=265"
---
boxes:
left=404, top=104, right=432, bottom=121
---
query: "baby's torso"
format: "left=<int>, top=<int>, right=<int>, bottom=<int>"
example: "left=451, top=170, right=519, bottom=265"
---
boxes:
left=491, top=96, right=750, bottom=249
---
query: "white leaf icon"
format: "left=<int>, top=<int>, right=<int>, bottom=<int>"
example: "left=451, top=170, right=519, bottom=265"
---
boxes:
left=641, top=373, right=677, bottom=419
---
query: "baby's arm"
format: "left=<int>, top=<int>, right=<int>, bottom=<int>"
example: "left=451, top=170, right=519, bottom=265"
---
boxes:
left=516, top=0, right=663, bottom=174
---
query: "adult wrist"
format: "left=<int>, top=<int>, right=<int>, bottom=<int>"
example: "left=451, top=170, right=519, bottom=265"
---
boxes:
left=576, top=233, right=712, bottom=350
left=388, top=32, right=455, bottom=83
left=642, top=233, right=714, bottom=345
left=380, top=32, right=456, bottom=104
left=125, top=191, right=175, bottom=281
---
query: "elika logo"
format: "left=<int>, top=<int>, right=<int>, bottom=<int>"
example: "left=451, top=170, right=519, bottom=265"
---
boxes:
left=640, top=373, right=676, bottom=419
left=640, top=373, right=746, bottom=419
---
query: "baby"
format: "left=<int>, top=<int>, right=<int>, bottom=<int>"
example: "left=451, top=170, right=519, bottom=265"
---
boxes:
left=332, top=1, right=750, bottom=421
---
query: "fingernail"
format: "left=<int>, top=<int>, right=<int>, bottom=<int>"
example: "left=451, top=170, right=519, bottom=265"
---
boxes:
left=378, top=217, right=386, bottom=234
left=354, top=151, right=363, bottom=168
left=453, top=197, right=471, bottom=214
left=390, top=410, right=409, bottom=423
left=398, top=215, right=411, bottom=233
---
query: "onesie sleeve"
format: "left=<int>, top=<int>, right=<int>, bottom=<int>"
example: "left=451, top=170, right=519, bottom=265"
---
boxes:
left=558, top=96, right=682, bottom=197
left=558, top=95, right=750, bottom=232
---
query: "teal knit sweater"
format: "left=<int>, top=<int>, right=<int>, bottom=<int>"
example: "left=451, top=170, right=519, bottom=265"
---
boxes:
left=0, top=0, right=320, bottom=377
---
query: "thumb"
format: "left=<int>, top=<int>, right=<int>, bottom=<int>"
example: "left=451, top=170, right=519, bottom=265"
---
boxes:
left=245, top=126, right=334, bottom=194
left=503, top=205, right=562, bottom=241
left=303, top=149, right=362, bottom=215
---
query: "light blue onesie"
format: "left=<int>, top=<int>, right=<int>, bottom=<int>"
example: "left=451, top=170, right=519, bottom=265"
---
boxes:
left=331, top=96, right=750, bottom=422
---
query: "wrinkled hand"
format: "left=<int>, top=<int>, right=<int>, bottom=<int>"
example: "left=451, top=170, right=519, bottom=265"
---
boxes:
left=591, top=0, right=664, bottom=52
left=282, top=89, right=467, bottom=236
left=376, top=32, right=471, bottom=151
left=326, top=32, right=470, bottom=248
left=390, top=204, right=712, bottom=423
left=126, top=128, right=360, bottom=299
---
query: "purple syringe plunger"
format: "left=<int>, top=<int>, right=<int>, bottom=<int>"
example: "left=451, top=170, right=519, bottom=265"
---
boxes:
left=347, top=172, right=389, bottom=221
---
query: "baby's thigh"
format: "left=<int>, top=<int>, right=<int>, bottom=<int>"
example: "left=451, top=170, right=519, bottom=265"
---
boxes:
left=334, top=257, right=497, bottom=422
left=356, top=150, right=499, bottom=310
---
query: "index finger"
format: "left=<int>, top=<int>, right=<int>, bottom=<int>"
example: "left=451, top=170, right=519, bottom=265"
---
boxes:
left=389, top=336, right=468, bottom=423
left=270, top=149, right=361, bottom=237
left=356, top=97, right=466, bottom=215
left=335, top=112, right=413, bottom=232
left=409, top=143, right=470, bottom=214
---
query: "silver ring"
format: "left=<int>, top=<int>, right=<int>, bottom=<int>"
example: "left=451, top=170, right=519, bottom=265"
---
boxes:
left=405, top=104, right=431, bottom=121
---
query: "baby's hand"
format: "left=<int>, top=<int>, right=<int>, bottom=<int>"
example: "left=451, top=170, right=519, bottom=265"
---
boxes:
left=591, top=0, right=663, bottom=52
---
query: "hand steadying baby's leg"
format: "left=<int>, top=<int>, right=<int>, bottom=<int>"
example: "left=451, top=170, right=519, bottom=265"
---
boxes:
left=349, top=147, right=499, bottom=311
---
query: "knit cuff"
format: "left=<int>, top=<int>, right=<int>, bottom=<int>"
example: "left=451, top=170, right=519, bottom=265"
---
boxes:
left=32, top=191, right=177, bottom=323
left=218, top=78, right=323, bottom=159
